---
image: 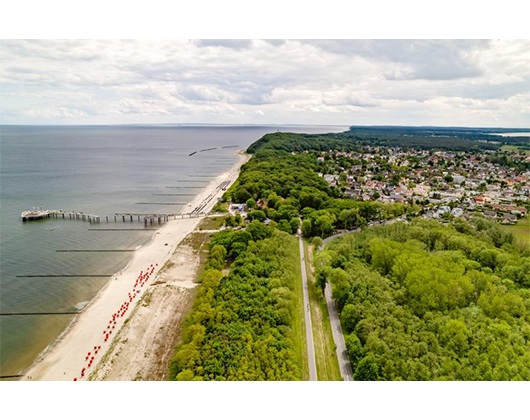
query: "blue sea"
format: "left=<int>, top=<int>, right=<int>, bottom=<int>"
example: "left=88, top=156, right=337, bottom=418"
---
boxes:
left=0, top=124, right=347, bottom=379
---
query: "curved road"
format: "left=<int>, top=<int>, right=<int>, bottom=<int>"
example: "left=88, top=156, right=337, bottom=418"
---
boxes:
left=298, top=235, right=317, bottom=381
left=321, top=230, right=358, bottom=381
left=324, top=283, right=354, bottom=381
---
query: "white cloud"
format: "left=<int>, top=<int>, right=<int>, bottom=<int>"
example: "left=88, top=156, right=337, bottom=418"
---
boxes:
left=0, top=39, right=529, bottom=127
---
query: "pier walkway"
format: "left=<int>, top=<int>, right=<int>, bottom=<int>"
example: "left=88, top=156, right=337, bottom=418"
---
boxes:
left=21, top=177, right=232, bottom=226
left=21, top=210, right=227, bottom=225
left=21, top=210, right=100, bottom=223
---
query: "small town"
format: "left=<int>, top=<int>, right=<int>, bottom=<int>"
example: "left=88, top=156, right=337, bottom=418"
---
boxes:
left=316, top=146, right=530, bottom=223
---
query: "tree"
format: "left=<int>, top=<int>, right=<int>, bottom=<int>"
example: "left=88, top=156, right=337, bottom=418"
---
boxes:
left=247, top=220, right=272, bottom=241
left=233, top=186, right=252, bottom=203
left=247, top=210, right=267, bottom=222
left=315, top=264, right=332, bottom=294
left=354, top=355, right=379, bottom=381
left=342, top=304, right=361, bottom=333
left=299, top=187, right=328, bottom=210
left=246, top=198, right=256, bottom=209
left=277, top=219, right=292, bottom=234
left=290, top=217, right=300, bottom=234
left=301, top=219, right=313, bottom=237
left=311, top=236, right=323, bottom=249
left=339, top=208, right=360, bottom=230
left=267, top=192, right=280, bottom=209
left=176, top=369, right=195, bottom=381
left=207, top=245, right=227, bottom=270
left=345, top=333, right=365, bottom=368
left=314, top=214, right=334, bottom=237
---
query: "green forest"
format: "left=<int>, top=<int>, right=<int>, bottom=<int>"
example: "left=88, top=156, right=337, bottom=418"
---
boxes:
left=169, top=222, right=305, bottom=380
left=247, top=127, right=504, bottom=154
left=316, top=217, right=530, bottom=380
left=225, top=147, right=413, bottom=238
left=170, top=130, right=529, bottom=381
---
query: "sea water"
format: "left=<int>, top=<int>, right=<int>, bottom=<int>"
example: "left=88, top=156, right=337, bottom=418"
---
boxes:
left=0, top=124, right=346, bottom=378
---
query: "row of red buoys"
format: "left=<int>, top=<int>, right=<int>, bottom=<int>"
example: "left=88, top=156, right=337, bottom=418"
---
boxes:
left=73, top=263, right=158, bottom=380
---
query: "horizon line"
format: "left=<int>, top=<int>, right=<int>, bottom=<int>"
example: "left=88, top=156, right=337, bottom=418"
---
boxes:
left=1, top=123, right=529, bottom=130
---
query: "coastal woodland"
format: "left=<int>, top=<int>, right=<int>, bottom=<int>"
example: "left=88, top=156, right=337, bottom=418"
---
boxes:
left=317, top=218, right=530, bottom=380
left=170, top=129, right=530, bottom=380
left=226, top=147, right=414, bottom=238
left=169, top=223, right=305, bottom=380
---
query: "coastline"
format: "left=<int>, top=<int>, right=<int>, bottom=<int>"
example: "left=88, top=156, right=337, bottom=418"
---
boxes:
left=22, top=150, right=250, bottom=381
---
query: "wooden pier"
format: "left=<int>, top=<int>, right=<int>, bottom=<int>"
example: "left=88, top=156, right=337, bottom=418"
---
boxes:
left=113, top=212, right=208, bottom=225
left=21, top=209, right=209, bottom=226
left=21, top=176, right=232, bottom=227
left=21, top=209, right=101, bottom=223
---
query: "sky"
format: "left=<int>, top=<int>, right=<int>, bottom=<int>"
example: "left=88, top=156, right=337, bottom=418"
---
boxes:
left=1, top=5, right=530, bottom=128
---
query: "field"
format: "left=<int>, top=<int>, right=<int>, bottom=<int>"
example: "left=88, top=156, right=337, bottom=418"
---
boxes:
left=500, top=145, right=530, bottom=155
left=304, top=241, right=342, bottom=381
left=504, top=216, right=530, bottom=251
left=196, top=215, right=226, bottom=230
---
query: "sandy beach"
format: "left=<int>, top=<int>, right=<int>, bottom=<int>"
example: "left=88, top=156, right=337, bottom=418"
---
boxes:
left=23, top=150, right=249, bottom=381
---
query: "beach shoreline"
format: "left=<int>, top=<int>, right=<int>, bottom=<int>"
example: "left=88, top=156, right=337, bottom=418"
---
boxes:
left=22, top=150, right=249, bottom=381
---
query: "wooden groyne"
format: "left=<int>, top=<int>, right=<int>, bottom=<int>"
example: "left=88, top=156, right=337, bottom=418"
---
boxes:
left=0, top=311, right=80, bottom=316
left=55, top=249, right=136, bottom=253
left=152, top=193, right=196, bottom=196
left=188, top=144, right=237, bottom=156
left=88, top=228, right=157, bottom=231
left=16, top=275, right=113, bottom=278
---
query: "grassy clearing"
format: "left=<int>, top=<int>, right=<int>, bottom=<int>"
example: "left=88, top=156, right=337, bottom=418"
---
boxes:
left=211, top=201, right=229, bottom=213
left=501, top=145, right=530, bottom=155
left=196, top=216, right=225, bottom=231
left=291, top=236, right=309, bottom=380
left=304, top=240, right=342, bottom=381
left=504, top=216, right=530, bottom=251
left=180, top=231, right=213, bottom=279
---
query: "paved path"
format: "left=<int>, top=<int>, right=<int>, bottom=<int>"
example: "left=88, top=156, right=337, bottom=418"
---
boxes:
left=298, top=235, right=317, bottom=381
left=318, top=221, right=404, bottom=380
left=324, top=282, right=354, bottom=380
left=320, top=229, right=358, bottom=381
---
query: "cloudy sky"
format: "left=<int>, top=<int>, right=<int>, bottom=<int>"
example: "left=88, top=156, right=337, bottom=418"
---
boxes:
left=1, top=39, right=529, bottom=127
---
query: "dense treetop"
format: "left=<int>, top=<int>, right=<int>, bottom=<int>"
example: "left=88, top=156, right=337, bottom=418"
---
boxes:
left=225, top=148, right=415, bottom=239
left=245, top=126, right=529, bottom=154
left=171, top=125, right=529, bottom=381
left=170, top=224, right=304, bottom=380
left=316, top=217, right=530, bottom=380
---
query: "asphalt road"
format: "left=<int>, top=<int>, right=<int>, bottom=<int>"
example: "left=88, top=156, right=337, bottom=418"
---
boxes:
left=321, top=230, right=357, bottom=381
left=298, top=235, right=317, bottom=381
left=324, top=282, right=354, bottom=381
left=317, top=221, right=403, bottom=380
